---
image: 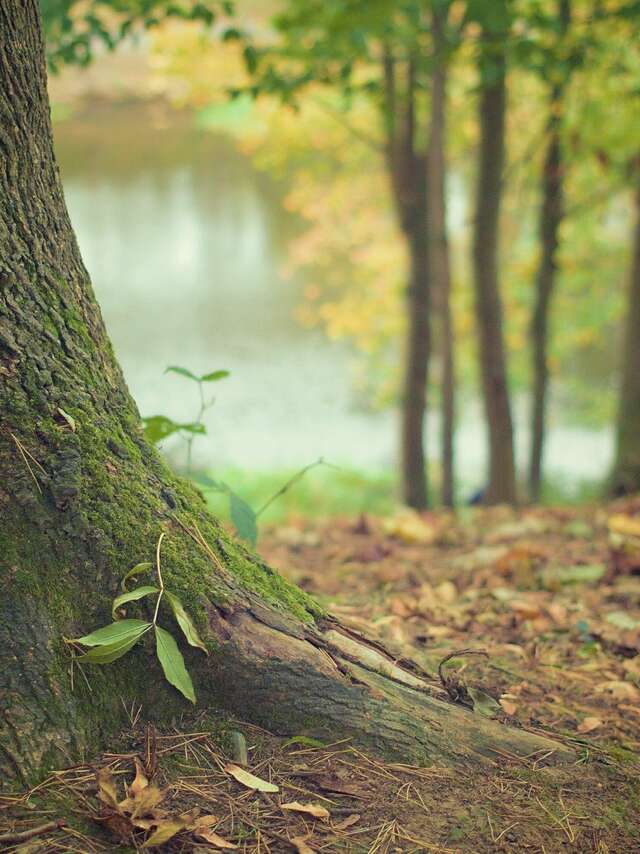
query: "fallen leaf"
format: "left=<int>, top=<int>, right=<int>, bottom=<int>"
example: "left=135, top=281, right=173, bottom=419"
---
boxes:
left=510, top=600, right=542, bottom=620
left=332, top=814, right=360, bottom=830
left=435, top=580, right=457, bottom=605
left=130, top=757, right=149, bottom=797
left=292, top=835, right=316, bottom=854
left=193, top=828, right=238, bottom=848
left=606, top=611, right=640, bottom=630
left=608, top=514, right=640, bottom=538
left=577, top=717, right=602, bottom=734
left=141, top=819, right=188, bottom=848
left=281, top=802, right=330, bottom=820
left=598, top=680, right=640, bottom=701
left=468, top=687, right=501, bottom=717
left=499, top=698, right=518, bottom=716
left=224, top=763, right=279, bottom=793
left=383, top=510, right=437, bottom=544
left=96, top=768, right=119, bottom=808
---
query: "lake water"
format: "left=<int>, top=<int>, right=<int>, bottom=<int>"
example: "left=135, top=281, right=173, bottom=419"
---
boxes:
left=53, top=100, right=613, bottom=496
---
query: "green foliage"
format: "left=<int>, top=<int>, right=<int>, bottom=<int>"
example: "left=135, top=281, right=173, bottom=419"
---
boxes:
left=142, top=415, right=206, bottom=444
left=154, top=624, right=195, bottom=703
left=40, top=0, right=222, bottom=70
left=66, top=540, right=205, bottom=703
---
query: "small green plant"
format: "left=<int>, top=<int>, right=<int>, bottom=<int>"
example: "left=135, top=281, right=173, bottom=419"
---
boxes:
left=143, top=366, right=332, bottom=548
left=142, top=365, right=230, bottom=472
left=66, top=534, right=206, bottom=703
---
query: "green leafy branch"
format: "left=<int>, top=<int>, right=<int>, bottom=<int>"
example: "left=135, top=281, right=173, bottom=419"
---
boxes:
left=65, top=533, right=206, bottom=703
left=142, top=364, right=229, bottom=472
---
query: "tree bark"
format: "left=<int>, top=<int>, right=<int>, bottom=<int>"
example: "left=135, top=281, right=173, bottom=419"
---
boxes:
left=428, top=5, right=455, bottom=507
left=0, top=1, right=573, bottom=787
left=528, top=0, right=571, bottom=503
left=611, top=177, right=640, bottom=495
left=383, top=51, right=430, bottom=510
left=472, top=40, right=517, bottom=505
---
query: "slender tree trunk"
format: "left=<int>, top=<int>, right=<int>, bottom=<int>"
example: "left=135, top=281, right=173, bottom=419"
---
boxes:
left=428, top=6, right=455, bottom=507
left=0, top=1, right=573, bottom=786
left=528, top=0, right=571, bottom=503
left=611, top=177, right=640, bottom=495
left=384, top=51, right=430, bottom=509
left=472, top=43, right=517, bottom=505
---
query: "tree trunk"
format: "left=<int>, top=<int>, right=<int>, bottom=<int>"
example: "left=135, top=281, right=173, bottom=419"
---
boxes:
left=472, top=42, right=517, bottom=505
left=428, top=5, right=455, bottom=507
left=611, top=178, right=640, bottom=495
left=528, top=0, right=571, bottom=503
left=0, top=1, right=573, bottom=786
left=383, top=52, right=430, bottom=509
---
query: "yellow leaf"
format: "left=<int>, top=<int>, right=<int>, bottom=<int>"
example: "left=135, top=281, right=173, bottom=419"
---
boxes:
left=499, top=699, right=518, bottom=716
left=281, top=802, right=330, bottom=820
left=223, top=763, right=279, bottom=792
left=96, top=768, right=119, bottom=808
left=608, top=514, right=640, bottom=538
left=141, top=819, right=187, bottom=848
left=577, top=717, right=603, bottom=734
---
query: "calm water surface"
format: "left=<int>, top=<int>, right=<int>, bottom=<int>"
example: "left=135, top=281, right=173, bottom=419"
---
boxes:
left=53, top=101, right=612, bottom=493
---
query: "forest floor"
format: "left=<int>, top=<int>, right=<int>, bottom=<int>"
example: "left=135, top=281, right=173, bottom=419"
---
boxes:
left=2, top=500, right=640, bottom=853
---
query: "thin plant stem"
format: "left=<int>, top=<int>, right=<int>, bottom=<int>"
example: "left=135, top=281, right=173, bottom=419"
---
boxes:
left=255, top=457, right=341, bottom=518
left=152, top=532, right=166, bottom=625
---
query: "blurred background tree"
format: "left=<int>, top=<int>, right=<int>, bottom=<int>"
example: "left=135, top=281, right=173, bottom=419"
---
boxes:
left=39, top=0, right=640, bottom=510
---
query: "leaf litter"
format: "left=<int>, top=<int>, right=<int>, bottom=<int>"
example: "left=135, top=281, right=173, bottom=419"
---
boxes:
left=2, top=501, right=640, bottom=852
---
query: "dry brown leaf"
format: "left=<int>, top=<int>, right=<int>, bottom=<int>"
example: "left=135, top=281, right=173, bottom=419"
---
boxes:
left=510, top=600, right=542, bottom=620
left=332, top=814, right=360, bottom=830
left=383, top=510, right=437, bottom=544
left=281, top=802, right=330, bottom=820
left=292, top=835, right=316, bottom=854
left=598, top=680, right=640, bottom=701
left=194, top=814, right=219, bottom=828
left=130, top=757, right=149, bottom=797
left=193, top=828, right=238, bottom=848
left=577, top=717, right=603, bottom=734
left=224, top=763, right=279, bottom=793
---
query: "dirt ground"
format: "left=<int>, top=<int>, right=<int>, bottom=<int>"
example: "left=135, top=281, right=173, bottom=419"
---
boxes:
left=2, top=501, right=639, bottom=852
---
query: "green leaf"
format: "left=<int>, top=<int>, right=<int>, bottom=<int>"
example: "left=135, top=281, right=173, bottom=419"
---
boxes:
left=76, top=633, right=144, bottom=664
left=229, top=491, right=258, bottom=547
left=165, top=365, right=200, bottom=381
left=142, top=415, right=182, bottom=443
left=121, top=561, right=153, bottom=591
left=142, top=415, right=206, bottom=444
left=281, top=735, right=327, bottom=749
left=467, top=687, right=502, bottom=718
left=155, top=625, right=196, bottom=703
left=74, top=619, right=151, bottom=647
left=164, top=591, right=208, bottom=654
left=112, top=586, right=159, bottom=618
left=200, top=369, right=230, bottom=382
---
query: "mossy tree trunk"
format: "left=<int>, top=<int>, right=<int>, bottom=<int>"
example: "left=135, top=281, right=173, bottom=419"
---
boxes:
left=1, top=0, right=573, bottom=787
